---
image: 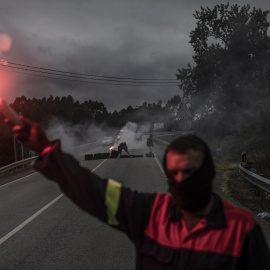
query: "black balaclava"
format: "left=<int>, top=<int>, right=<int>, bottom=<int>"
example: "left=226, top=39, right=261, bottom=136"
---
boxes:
left=163, top=135, right=215, bottom=213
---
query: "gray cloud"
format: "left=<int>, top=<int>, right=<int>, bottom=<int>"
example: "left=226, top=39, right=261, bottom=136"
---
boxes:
left=0, top=0, right=269, bottom=111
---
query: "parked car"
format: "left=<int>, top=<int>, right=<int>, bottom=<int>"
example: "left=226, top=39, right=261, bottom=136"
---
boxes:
left=102, top=136, right=114, bottom=146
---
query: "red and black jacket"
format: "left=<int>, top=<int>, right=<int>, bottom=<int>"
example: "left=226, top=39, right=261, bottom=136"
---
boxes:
left=35, top=142, right=270, bottom=270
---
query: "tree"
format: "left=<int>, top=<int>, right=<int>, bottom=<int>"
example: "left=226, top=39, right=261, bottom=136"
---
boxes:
left=166, top=95, right=182, bottom=115
left=176, top=3, right=270, bottom=115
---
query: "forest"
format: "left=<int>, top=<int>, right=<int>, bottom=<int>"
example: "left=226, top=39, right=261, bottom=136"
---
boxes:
left=0, top=94, right=185, bottom=166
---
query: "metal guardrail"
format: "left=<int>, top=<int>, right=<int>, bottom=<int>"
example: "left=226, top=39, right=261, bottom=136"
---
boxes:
left=238, top=163, right=270, bottom=194
left=0, top=141, right=98, bottom=175
left=0, top=156, right=38, bottom=174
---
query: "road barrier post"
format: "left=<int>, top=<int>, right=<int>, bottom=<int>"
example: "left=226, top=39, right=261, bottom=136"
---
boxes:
left=241, top=152, right=247, bottom=166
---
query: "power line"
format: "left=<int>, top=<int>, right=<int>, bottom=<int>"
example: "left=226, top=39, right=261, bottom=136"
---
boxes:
left=5, top=64, right=178, bottom=84
left=6, top=61, right=178, bottom=83
left=0, top=67, right=180, bottom=87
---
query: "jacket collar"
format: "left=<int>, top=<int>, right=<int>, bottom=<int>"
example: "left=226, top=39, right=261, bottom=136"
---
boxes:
left=170, top=193, right=227, bottom=229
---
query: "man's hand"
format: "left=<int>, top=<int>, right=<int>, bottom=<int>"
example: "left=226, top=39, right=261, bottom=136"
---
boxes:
left=12, top=116, right=52, bottom=154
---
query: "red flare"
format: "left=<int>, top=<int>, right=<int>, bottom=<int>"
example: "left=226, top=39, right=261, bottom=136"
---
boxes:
left=0, top=98, right=23, bottom=126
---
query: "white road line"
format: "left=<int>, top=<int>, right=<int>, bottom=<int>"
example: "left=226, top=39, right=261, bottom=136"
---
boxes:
left=153, top=137, right=169, bottom=178
left=91, top=159, right=107, bottom=172
left=0, top=160, right=107, bottom=246
left=0, top=172, right=38, bottom=189
left=155, top=137, right=169, bottom=145
left=153, top=152, right=167, bottom=178
left=0, top=194, right=64, bottom=246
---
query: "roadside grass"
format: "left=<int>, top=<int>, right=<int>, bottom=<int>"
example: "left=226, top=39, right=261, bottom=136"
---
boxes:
left=247, top=151, right=270, bottom=179
left=215, top=158, right=270, bottom=214
left=156, top=132, right=270, bottom=214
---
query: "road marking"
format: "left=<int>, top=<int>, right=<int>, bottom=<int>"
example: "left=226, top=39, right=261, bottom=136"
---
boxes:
left=152, top=137, right=168, bottom=178
left=0, top=194, right=64, bottom=246
left=153, top=152, right=167, bottom=178
left=91, top=159, right=107, bottom=172
left=0, top=160, right=107, bottom=246
left=155, top=137, right=169, bottom=145
left=0, top=172, right=38, bottom=189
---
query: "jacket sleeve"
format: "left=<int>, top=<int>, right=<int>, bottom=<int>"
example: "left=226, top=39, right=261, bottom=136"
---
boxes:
left=34, top=140, right=156, bottom=244
left=238, top=224, right=270, bottom=269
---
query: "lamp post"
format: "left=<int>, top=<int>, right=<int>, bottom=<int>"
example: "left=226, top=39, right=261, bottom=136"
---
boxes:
left=18, top=112, right=24, bottom=160
left=12, top=112, right=24, bottom=162
left=13, top=132, right=25, bottom=162
left=21, top=142, right=24, bottom=160
left=242, top=151, right=247, bottom=166
left=13, top=136, right=17, bottom=162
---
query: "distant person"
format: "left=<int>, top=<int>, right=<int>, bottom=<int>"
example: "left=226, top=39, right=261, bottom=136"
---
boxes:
left=216, top=145, right=222, bottom=159
left=146, top=134, right=154, bottom=156
left=118, top=142, right=130, bottom=157
left=10, top=116, right=270, bottom=269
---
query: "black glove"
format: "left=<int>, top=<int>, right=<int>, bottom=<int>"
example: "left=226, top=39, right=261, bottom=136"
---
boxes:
left=13, top=116, right=52, bottom=154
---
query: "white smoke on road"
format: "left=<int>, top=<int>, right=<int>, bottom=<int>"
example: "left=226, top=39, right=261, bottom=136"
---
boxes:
left=45, top=118, right=111, bottom=149
left=116, top=122, right=152, bottom=150
left=44, top=117, right=153, bottom=155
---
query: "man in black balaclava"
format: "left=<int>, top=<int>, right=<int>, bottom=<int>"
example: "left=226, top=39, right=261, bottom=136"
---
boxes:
left=163, top=135, right=216, bottom=231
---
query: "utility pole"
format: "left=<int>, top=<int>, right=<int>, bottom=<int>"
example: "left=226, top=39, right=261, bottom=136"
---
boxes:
left=18, top=111, right=24, bottom=160
left=21, top=143, right=24, bottom=160
left=13, top=136, right=17, bottom=162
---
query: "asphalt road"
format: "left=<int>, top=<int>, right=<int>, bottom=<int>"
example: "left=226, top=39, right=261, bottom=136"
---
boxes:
left=0, top=136, right=168, bottom=270
left=2, top=132, right=269, bottom=269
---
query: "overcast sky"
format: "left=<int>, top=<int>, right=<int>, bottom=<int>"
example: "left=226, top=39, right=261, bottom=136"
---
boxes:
left=0, top=0, right=269, bottom=111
